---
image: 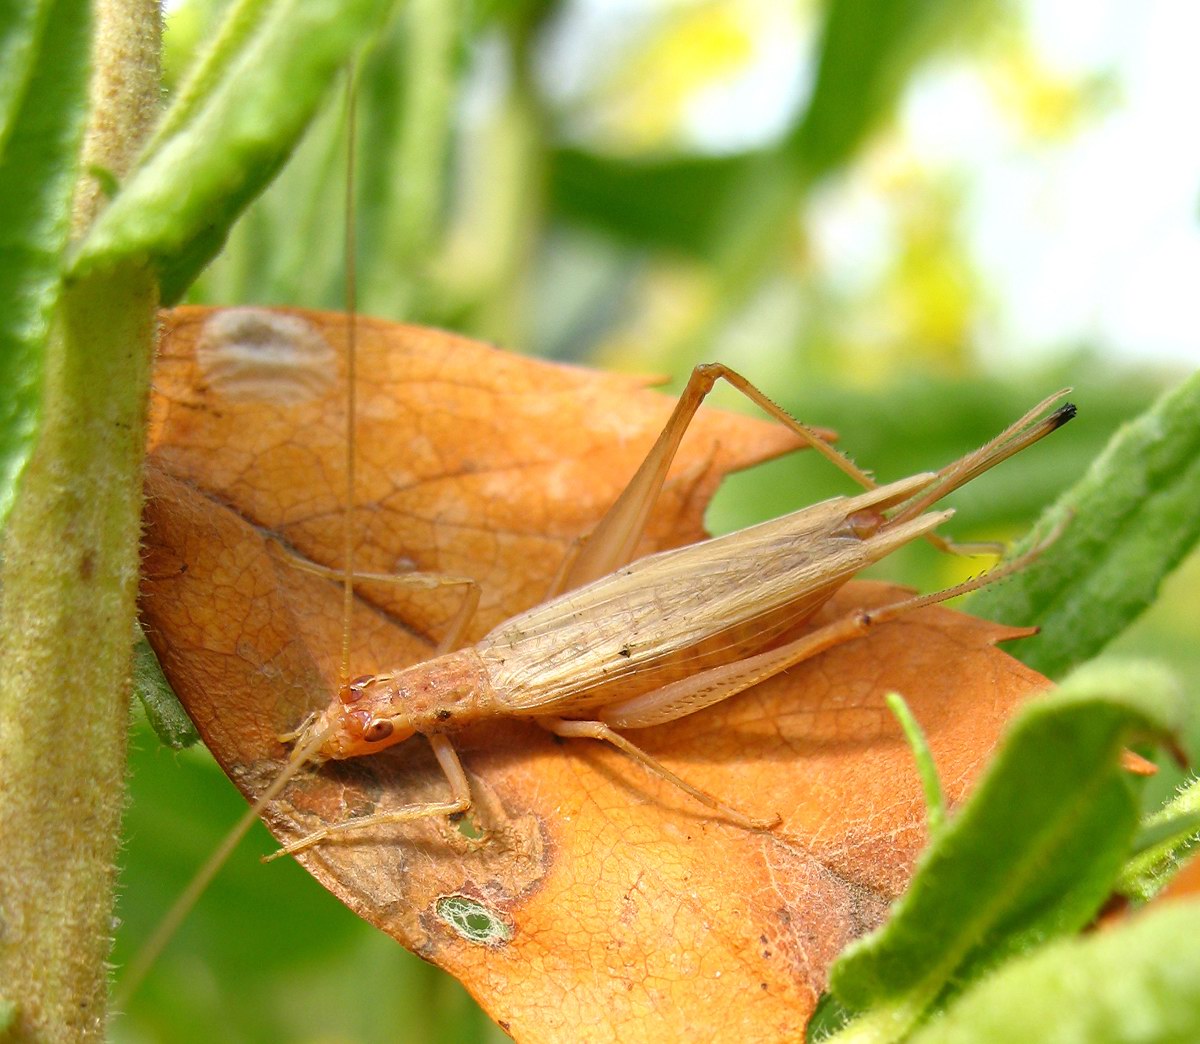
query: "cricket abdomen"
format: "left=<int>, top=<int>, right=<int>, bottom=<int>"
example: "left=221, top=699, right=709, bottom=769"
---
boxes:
left=470, top=476, right=948, bottom=719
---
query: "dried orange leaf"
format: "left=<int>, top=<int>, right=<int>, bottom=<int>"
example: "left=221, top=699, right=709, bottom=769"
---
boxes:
left=141, top=307, right=1050, bottom=1038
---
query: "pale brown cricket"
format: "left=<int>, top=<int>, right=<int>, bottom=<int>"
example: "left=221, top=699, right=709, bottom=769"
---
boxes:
left=268, top=365, right=1075, bottom=858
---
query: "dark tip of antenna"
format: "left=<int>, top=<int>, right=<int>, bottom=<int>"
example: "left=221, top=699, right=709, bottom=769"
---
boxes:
left=1049, top=403, right=1077, bottom=430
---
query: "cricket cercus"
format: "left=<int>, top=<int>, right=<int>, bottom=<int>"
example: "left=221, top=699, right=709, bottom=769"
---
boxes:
left=271, top=364, right=1074, bottom=858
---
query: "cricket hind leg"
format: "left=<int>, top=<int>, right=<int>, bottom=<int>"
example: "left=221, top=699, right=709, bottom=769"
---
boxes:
left=557, top=363, right=873, bottom=595
left=541, top=543, right=1052, bottom=830
left=531, top=612, right=892, bottom=830
left=535, top=717, right=780, bottom=831
left=266, top=733, right=475, bottom=859
left=553, top=361, right=1020, bottom=597
left=569, top=369, right=1073, bottom=580
left=599, top=537, right=1052, bottom=736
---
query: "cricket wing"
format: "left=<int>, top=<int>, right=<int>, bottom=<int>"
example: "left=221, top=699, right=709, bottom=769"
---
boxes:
left=475, top=477, right=946, bottom=716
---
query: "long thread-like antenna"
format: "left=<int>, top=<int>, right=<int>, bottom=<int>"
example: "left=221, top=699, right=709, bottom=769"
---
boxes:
left=340, top=68, right=359, bottom=690
left=113, top=724, right=333, bottom=1008
left=118, top=64, right=362, bottom=1010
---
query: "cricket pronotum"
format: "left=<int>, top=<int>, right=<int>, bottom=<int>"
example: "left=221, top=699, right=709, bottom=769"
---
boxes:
left=267, top=366, right=1075, bottom=859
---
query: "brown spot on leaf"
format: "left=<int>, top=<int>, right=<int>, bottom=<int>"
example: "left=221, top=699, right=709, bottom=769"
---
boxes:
left=195, top=308, right=336, bottom=405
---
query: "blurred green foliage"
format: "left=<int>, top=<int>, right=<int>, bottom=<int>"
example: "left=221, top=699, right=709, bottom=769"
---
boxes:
left=820, top=661, right=1185, bottom=1040
left=114, top=0, right=1198, bottom=1039
left=0, top=0, right=91, bottom=527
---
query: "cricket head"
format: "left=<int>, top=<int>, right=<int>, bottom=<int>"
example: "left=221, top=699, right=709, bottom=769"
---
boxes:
left=291, top=649, right=491, bottom=761
left=291, top=672, right=420, bottom=762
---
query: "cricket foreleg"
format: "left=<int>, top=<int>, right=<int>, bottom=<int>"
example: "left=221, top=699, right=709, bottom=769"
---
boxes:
left=536, top=717, right=780, bottom=830
left=559, top=363, right=860, bottom=595
left=266, top=734, right=473, bottom=859
left=267, top=540, right=481, bottom=654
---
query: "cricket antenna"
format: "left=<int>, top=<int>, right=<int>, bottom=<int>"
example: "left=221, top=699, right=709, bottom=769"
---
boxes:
left=340, top=65, right=359, bottom=690
left=113, top=725, right=335, bottom=1008
left=118, top=65, right=362, bottom=1010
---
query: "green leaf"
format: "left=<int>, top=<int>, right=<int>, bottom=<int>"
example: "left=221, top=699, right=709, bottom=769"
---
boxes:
left=192, top=1, right=467, bottom=317
left=0, top=5, right=39, bottom=150
left=967, top=370, right=1200, bottom=678
left=357, top=0, right=462, bottom=305
left=807, top=992, right=854, bottom=1042
left=133, top=631, right=198, bottom=750
left=788, top=0, right=990, bottom=176
left=550, top=0, right=995, bottom=259
left=0, top=0, right=91, bottom=527
left=825, top=661, right=1184, bottom=1041
left=70, top=0, right=399, bottom=303
left=549, top=148, right=759, bottom=256
left=910, top=900, right=1200, bottom=1043
left=1119, top=778, right=1200, bottom=902
left=885, top=692, right=945, bottom=835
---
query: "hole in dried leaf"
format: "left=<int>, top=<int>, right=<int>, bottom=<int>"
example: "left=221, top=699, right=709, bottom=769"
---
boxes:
left=454, top=814, right=485, bottom=841
left=435, top=895, right=512, bottom=947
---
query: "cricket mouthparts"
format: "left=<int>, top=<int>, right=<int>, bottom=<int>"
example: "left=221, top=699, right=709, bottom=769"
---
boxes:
left=285, top=707, right=339, bottom=765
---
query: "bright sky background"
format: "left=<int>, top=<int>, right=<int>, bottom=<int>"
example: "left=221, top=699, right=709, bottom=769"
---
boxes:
left=168, top=0, right=1200, bottom=368
left=908, top=2, right=1200, bottom=367
left=546, top=0, right=1200, bottom=368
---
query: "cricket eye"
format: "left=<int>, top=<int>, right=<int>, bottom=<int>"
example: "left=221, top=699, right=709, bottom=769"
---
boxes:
left=362, top=718, right=394, bottom=743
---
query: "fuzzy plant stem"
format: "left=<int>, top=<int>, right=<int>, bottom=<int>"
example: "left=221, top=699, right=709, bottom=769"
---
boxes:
left=0, top=2, right=160, bottom=1039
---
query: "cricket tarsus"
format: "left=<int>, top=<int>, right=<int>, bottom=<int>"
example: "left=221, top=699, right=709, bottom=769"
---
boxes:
left=266, top=733, right=472, bottom=860
left=537, top=717, right=780, bottom=830
left=270, top=375, right=1075, bottom=856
